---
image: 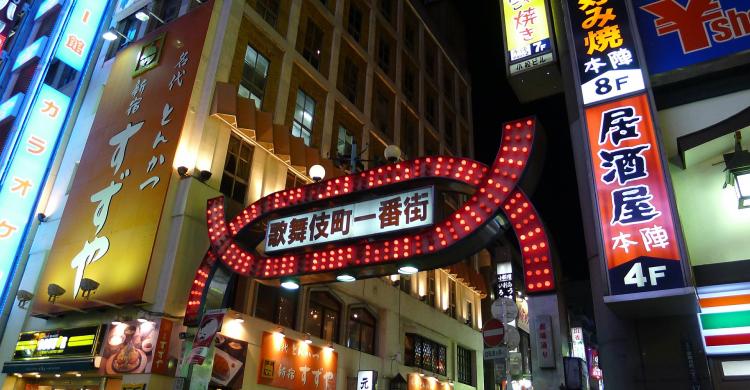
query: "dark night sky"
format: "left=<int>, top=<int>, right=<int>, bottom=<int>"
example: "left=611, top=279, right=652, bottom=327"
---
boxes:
left=456, top=0, right=590, bottom=281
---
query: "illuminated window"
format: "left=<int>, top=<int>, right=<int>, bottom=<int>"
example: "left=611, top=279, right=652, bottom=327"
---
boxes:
left=449, top=279, right=457, bottom=318
left=302, top=19, right=324, bottom=70
left=342, top=57, right=359, bottom=104
left=465, top=300, right=473, bottom=326
left=405, top=333, right=447, bottom=375
left=292, top=89, right=315, bottom=146
left=238, top=45, right=269, bottom=110
left=254, top=283, right=298, bottom=328
left=305, top=291, right=341, bottom=342
left=426, top=271, right=436, bottom=307
left=220, top=134, right=254, bottom=204
left=457, top=346, right=474, bottom=385
left=256, top=0, right=280, bottom=28
left=346, top=307, right=376, bottom=354
left=400, top=274, right=412, bottom=295
left=336, top=126, right=354, bottom=162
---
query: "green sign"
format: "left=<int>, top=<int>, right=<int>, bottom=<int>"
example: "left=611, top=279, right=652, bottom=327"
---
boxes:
left=13, top=326, right=103, bottom=360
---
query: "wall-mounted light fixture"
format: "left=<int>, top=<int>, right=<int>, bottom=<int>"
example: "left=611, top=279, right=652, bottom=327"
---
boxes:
left=309, top=164, right=325, bottom=182
left=723, top=131, right=750, bottom=209
left=177, top=166, right=190, bottom=178
left=102, top=27, right=129, bottom=42
left=37, top=213, right=48, bottom=222
left=135, top=9, right=164, bottom=24
left=197, top=170, right=212, bottom=182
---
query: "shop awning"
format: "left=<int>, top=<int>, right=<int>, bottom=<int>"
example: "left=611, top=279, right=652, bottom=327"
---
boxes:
left=2, top=358, right=96, bottom=374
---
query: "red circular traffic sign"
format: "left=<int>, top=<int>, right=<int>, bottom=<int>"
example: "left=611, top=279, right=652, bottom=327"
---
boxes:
left=482, top=318, right=505, bottom=347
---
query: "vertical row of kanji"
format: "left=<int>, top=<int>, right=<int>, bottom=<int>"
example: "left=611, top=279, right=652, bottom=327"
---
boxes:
left=564, top=0, right=687, bottom=295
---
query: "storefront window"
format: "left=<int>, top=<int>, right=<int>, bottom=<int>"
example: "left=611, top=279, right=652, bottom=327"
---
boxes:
left=346, top=307, right=376, bottom=354
left=254, top=283, right=298, bottom=328
left=404, top=333, right=447, bottom=376
left=305, top=291, right=341, bottom=342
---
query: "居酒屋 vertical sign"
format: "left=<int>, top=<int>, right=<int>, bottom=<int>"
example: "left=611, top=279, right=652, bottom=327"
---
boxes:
left=563, top=0, right=687, bottom=295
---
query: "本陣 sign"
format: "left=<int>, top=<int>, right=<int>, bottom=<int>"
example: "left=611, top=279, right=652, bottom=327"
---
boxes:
left=258, top=332, right=337, bottom=390
left=33, top=3, right=213, bottom=313
left=634, top=0, right=750, bottom=75
left=584, top=93, right=684, bottom=294
left=13, top=326, right=102, bottom=360
left=265, top=187, right=434, bottom=253
left=565, top=0, right=645, bottom=105
left=502, top=0, right=554, bottom=73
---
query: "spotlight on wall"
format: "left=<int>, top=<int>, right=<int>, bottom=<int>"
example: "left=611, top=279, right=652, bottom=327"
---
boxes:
left=79, top=278, right=100, bottom=299
left=336, top=274, right=356, bottom=283
left=102, top=27, right=128, bottom=42
left=724, top=131, right=750, bottom=209
left=397, top=265, right=418, bottom=275
left=177, top=166, right=190, bottom=178
left=197, top=170, right=212, bottom=182
left=280, top=278, right=299, bottom=290
left=303, top=333, right=313, bottom=344
left=16, top=289, right=34, bottom=308
left=37, top=213, right=48, bottom=222
left=47, top=283, right=65, bottom=303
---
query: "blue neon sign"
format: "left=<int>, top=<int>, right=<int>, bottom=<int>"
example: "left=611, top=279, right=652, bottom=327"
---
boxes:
left=35, top=0, right=63, bottom=21
left=0, top=94, right=25, bottom=123
left=54, top=0, right=109, bottom=71
left=0, top=84, right=70, bottom=298
left=12, top=36, right=47, bottom=72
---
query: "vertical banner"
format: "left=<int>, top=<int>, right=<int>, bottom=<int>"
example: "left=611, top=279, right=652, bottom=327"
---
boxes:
left=563, top=0, right=688, bottom=296
left=190, top=310, right=225, bottom=365
left=501, top=0, right=556, bottom=74
left=32, top=2, right=214, bottom=314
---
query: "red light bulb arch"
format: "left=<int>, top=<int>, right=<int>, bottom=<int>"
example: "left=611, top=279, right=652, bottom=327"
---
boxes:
left=185, top=117, right=554, bottom=324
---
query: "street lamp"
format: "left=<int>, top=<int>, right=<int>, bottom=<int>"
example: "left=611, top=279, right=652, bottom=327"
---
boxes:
left=723, top=131, right=750, bottom=209
left=309, top=164, right=325, bottom=182
left=330, top=141, right=403, bottom=172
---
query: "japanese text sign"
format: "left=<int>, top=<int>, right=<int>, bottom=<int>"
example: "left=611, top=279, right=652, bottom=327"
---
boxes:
left=536, top=315, right=555, bottom=368
left=407, top=373, right=452, bottom=390
left=502, top=0, right=553, bottom=63
left=634, top=0, right=750, bottom=75
left=13, top=325, right=102, bottom=360
left=33, top=2, right=213, bottom=314
left=265, top=187, right=435, bottom=253
left=0, top=84, right=70, bottom=304
left=584, top=93, right=684, bottom=294
left=356, top=371, right=376, bottom=390
left=54, top=0, right=108, bottom=71
left=565, top=0, right=645, bottom=105
left=258, top=332, right=338, bottom=390
left=98, top=319, right=169, bottom=375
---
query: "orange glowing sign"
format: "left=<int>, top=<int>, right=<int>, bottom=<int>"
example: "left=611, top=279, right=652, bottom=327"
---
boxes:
left=407, top=373, right=452, bottom=390
left=584, top=93, right=684, bottom=294
left=258, top=332, right=338, bottom=390
left=32, top=2, right=214, bottom=314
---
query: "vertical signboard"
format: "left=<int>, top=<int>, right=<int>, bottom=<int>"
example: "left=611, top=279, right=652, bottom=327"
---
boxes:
left=501, top=0, right=555, bottom=75
left=32, top=2, right=214, bottom=314
left=563, top=0, right=688, bottom=295
left=536, top=315, right=555, bottom=368
left=0, top=0, right=107, bottom=308
left=53, top=0, right=109, bottom=71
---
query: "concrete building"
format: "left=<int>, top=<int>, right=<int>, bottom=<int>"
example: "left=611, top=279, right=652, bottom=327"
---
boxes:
left=0, top=0, right=487, bottom=389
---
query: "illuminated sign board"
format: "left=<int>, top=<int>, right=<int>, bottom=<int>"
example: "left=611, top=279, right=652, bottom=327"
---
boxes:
left=0, top=84, right=70, bottom=301
left=501, top=0, right=554, bottom=74
left=583, top=94, right=684, bottom=294
left=186, top=119, right=557, bottom=324
left=565, top=0, right=645, bottom=106
left=265, top=187, right=435, bottom=253
left=0, top=93, right=25, bottom=123
left=634, top=0, right=750, bottom=75
left=12, top=36, right=47, bottom=71
left=258, top=331, right=338, bottom=390
left=571, top=327, right=586, bottom=361
left=13, top=326, right=102, bottom=360
left=54, top=0, right=109, bottom=71
left=563, top=0, right=688, bottom=296
left=34, top=2, right=214, bottom=315
left=697, top=284, right=750, bottom=355
left=356, top=371, right=377, bottom=390
left=36, top=0, right=62, bottom=20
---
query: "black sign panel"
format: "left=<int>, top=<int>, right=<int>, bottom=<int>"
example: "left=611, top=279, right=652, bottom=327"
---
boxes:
left=496, top=273, right=515, bottom=299
left=13, top=325, right=103, bottom=360
left=565, top=0, right=646, bottom=106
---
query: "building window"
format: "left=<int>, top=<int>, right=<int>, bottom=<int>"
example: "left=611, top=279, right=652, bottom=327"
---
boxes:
left=425, top=95, right=436, bottom=125
left=374, top=90, right=391, bottom=136
left=292, top=89, right=315, bottom=146
left=444, top=118, right=454, bottom=148
left=377, top=37, right=391, bottom=74
left=449, top=279, right=457, bottom=318
left=426, top=271, right=436, bottom=307
left=459, top=94, right=467, bottom=117
left=257, top=0, right=280, bottom=28
left=220, top=134, right=254, bottom=204
left=302, top=19, right=324, bottom=70
left=346, top=308, right=376, bottom=354
left=405, top=334, right=447, bottom=375
left=443, top=71, right=454, bottom=99
left=378, top=0, right=393, bottom=22
left=347, top=4, right=363, bottom=42
left=335, top=125, right=355, bottom=161
left=254, top=283, right=298, bottom=328
left=147, top=0, right=181, bottom=32
left=238, top=45, right=269, bottom=110
left=465, top=300, right=473, bottom=325
left=403, top=67, right=415, bottom=104
left=305, top=291, right=341, bottom=342
left=404, top=23, right=416, bottom=53
left=106, top=13, right=140, bottom=60
left=457, top=346, right=474, bottom=385
left=286, top=171, right=307, bottom=189
left=342, top=57, right=359, bottom=104
left=400, top=275, right=412, bottom=294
